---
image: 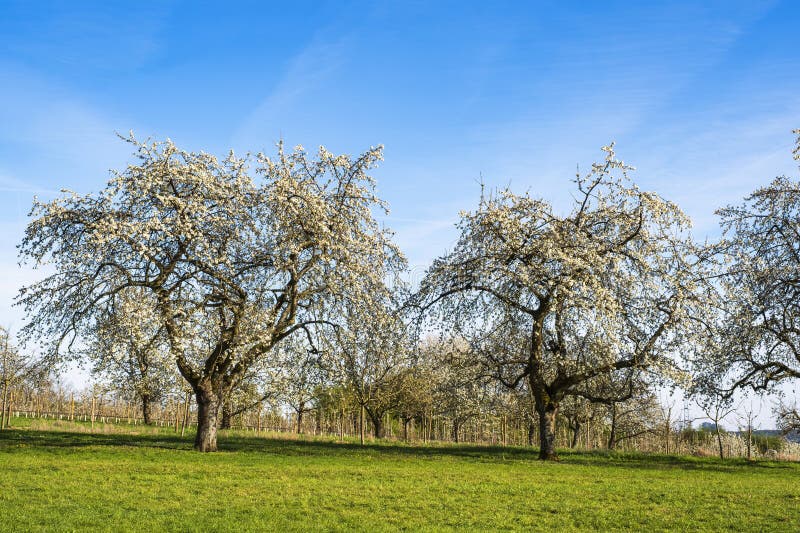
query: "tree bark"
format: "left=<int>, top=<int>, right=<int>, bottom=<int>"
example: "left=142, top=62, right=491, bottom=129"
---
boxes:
left=296, top=403, right=304, bottom=434
left=607, top=403, right=617, bottom=450
left=570, top=419, right=581, bottom=449
left=359, top=404, right=365, bottom=445
left=5, top=392, right=11, bottom=428
left=366, top=408, right=384, bottom=439
left=180, top=392, right=190, bottom=437
left=0, top=377, right=8, bottom=430
left=194, top=384, right=221, bottom=452
left=451, top=420, right=461, bottom=443
left=219, top=401, right=232, bottom=430
left=536, top=397, right=559, bottom=460
left=141, top=393, right=153, bottom=425
left=527, top=420, right=535, bottom=447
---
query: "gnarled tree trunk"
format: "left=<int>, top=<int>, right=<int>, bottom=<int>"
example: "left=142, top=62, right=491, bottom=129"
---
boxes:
left=536, top=396, right=559, bottom=460
left=571, top=419, right=581, bottom=449
left=141, top=393, right=153, bottom=425
left=296, top=402, right=305, bottom=434
left=451, top=420, right=461, bottom=443
left=367, top=408, right=384, bottom=439
left=527, top=420, right=536, bottom=447
left=194, top=383, right=221, bottom=452
left=219, top=401, right=232, bottom=430
left=607, top=403, right=617, bottom=450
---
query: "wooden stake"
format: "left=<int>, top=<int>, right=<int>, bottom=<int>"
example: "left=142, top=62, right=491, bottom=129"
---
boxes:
left=180, top=392, right=190, bottom=437
left=360, top=404, right=365, bottom=445
left=0, top=376, right=8, bottom=431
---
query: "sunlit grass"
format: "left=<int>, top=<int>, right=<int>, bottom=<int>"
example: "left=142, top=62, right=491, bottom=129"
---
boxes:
left=0, top=418, right=797, bottom=531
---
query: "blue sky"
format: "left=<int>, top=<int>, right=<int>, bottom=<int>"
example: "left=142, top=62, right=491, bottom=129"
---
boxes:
left=1, top=1, right=799, bottom=412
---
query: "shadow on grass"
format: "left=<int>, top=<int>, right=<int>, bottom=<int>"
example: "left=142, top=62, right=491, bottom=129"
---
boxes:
left=0, top=427, right=795, bottom=474
left=0, top=428, right=194, bottom=451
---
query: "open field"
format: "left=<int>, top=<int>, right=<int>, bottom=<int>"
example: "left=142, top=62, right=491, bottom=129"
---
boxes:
left=0, top=418, right=798, bottom=532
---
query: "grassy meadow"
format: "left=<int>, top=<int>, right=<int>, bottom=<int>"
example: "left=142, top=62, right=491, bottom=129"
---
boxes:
left=0, top=417, right=798, bottom=532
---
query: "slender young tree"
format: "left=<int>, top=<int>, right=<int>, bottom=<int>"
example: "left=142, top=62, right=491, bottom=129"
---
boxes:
left=18, top=135, right=401, bottom=451
left=696, top=397, right=737, bottom=459
left=601, top=386, right=661, bottom=451
left=394, top=363, right=435, bottom=442
left=274, top=334, right=325, bottom=434
left=571, top=369, right=660, bottom=450
left=218, top=370, right=280, bottom=430
left=736, top=402, right=759, bottom=461
left=0, top=327, right=43, bottom=430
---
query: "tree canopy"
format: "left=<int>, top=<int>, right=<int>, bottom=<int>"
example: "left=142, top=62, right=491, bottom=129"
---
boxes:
left=414, top=144, right=710, bottom=459
left=692, top=130, right=800, bottom=398
left=18, top=135, right=403, bottom=451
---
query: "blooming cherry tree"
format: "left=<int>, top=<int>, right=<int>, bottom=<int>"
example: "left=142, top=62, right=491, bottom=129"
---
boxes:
left=694, top=130, right=800, bottom=397
left=415, top=145, right=707, bottom=459
left=18, top=135, right=402, bottom=451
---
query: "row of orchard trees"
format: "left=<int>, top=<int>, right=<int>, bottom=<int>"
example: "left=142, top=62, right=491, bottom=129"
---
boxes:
left=4, top=325, right=787, bottom=460
left=0, top=322, right=666, bottom=449
left=8, top=130, right=800, bottom=458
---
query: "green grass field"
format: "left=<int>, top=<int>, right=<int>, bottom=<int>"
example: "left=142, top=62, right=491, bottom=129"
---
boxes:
left=0, top=417, right=798, bottom=532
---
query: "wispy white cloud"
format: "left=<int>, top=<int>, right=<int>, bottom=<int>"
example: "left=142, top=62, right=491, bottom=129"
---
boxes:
left=231, top=37, right=351, bottom=150
left=0, top=64, right=136, bottom=331
left=2, top=3, right=167, bottom=74
left=0, top=63, right=135, bottom=187
left=0, top=171, right=61, bottom=195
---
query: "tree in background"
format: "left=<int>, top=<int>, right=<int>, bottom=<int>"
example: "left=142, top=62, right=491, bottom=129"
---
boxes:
left=88, top=288, right=175, bottom=424
left=559, top=396, right=601, bottom=449
left=572, top=370, right=661, bottom=450
left=776, top=401, right=800, bottom=436
left=415, top=145, right=708, bottom=459
left=695, top=397, right=737, bottom=459
left=600, top=385, right=661, bottom=451
left=0, top=327, right=44, bottom=430
left=325, top=293, right=411, bottom=443
left=17, top=135, right=402, bottom=451
left=315, top=383, right=359, bottom=440
left=425, top=338, right=495, bottom=443
left=392, top=361, right=434, bottom=442
left=693, top=131, right=800, bottom=401
left=736, top=403, right=760, bottom=460
left=274, top=334, right=325, bottom=433
left=218, top=369, right=279, bottom=430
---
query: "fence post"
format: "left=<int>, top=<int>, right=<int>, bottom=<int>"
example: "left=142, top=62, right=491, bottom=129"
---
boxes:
left=180, top=392, right=190, bottom=437
left=7, top=393, right=12, bottom=428
left=0, top=377, right=7, bottom=430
